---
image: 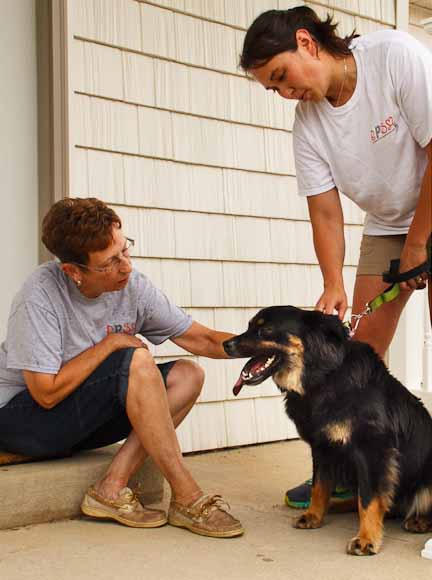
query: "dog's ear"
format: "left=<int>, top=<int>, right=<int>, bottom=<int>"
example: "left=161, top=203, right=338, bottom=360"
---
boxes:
left=302, top=312, right=347, bottom=368
left=321, top=314, right=349, bottom=343
left=305, top=311, right=347, bottom=342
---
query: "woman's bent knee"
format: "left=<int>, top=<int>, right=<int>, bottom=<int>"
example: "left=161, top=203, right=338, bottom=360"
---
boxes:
left=167, top=359, right=205, bottom=394
left=130, top=347, right=156, bottom=371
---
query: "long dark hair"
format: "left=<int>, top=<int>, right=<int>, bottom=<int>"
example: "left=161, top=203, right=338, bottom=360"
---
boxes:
left=240, top=6, right=358, bottom=71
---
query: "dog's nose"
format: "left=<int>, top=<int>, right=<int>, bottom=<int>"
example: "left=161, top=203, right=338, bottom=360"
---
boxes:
left=223, top=338, right=238, bottom=357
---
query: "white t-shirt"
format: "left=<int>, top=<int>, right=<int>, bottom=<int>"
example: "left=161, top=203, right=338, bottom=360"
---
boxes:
left=293, top=30, right=432, bottom=235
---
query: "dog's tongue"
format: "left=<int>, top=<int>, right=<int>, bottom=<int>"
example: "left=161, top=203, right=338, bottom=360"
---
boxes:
left=232, top=357, right=265, bottom=396
left=233, top=375, right=244, bottom=397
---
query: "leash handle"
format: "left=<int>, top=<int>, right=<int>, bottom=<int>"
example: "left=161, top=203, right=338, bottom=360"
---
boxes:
left=382, top=259, right=431, bottom=284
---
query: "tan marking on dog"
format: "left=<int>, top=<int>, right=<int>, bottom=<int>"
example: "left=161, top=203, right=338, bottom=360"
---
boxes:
left=256, top=318, right=265, bottom=325
left=0, top=452, right=32, bottom=466
left=406, top=487, right=432, bottom=519
left=271, top=336, right=305, bottom=395
left=307, top=479, right=331, bottom=522
left=350, top=496, right=386, bottom=555
left=324, top=421, right=352, bottom=445
left=381, top=449, right=400, bottom=511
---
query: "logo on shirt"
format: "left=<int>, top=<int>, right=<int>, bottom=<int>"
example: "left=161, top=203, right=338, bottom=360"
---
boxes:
left=106, top=322, right=136, bottom=335
left=370, top=115, right=397, bottom=143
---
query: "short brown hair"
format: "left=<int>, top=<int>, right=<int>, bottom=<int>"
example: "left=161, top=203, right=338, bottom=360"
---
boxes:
left=42, top=197, right=122, bottom=264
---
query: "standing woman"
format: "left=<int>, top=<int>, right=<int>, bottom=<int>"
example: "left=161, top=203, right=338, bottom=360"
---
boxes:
left=239, top=6, right=432, bottom=508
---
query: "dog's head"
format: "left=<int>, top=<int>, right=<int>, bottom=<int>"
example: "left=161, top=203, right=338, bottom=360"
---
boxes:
left=223, top=305, right=349, bottom=396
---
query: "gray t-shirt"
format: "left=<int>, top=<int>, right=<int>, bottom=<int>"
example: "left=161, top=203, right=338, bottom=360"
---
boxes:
left=0, top=261, right=192, bottom=408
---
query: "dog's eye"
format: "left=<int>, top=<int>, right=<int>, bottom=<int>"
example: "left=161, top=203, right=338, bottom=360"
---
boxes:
left=259, top=327, right=273, bottom=339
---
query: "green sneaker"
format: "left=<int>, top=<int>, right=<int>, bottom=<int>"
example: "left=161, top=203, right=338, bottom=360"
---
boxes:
left=284, top=479, right=354, bottom=509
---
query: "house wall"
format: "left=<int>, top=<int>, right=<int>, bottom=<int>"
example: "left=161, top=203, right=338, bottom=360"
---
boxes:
left=66, top=0, right=397, bottom=452
left=409, top=0, right=432, bottom=48
left=0, top=2, right=38, bottom=335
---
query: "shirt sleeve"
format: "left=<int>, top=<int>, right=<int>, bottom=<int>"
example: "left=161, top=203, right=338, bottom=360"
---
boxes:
left=293, top=112, right=336, bottom=197
left=389, top=35, right=432, bottom=148
left=6, top=302, right=62, bottom=374
left=136, top=274, right=193, bottom=345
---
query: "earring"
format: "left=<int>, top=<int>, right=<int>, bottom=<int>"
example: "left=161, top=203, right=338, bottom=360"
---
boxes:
left=76, top=279, right=82, bottom=287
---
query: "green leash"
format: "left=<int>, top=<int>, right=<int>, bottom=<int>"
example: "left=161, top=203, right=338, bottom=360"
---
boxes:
left=368, top=283, right=401, bottom=311
left=344, top=283, right=401, bottom=338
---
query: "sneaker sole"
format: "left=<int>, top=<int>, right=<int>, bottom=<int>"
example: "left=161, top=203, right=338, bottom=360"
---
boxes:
left=168, top=518, right=244, bottom=538
left=284, top=493, right=355, bottom=510
left=81, top=504, right=167, bottom=528
left=284, top=495, right=310, bottom=509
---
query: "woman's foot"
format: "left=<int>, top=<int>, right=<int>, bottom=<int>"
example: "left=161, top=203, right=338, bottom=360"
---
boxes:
left=81, top=485, right=167, bottom=528
left=168, top=493, right=244, bottom=538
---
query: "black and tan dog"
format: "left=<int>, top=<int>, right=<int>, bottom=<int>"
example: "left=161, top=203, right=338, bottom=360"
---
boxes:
left=223, top=305, right=432, bottom=556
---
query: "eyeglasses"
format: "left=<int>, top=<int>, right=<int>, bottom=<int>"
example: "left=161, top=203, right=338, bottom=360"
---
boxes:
left=72, top=237, right=135, bottom=273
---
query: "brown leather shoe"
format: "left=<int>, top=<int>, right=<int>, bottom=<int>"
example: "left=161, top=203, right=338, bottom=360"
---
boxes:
left=81, top=486, right=167, bottom=528
left=168, top=494, right=244, bottom=538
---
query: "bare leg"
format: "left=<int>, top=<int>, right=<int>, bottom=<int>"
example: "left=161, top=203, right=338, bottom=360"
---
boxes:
left=95, top=356, right=204, bottom=504
left=351, top=275, right=413, bottom=358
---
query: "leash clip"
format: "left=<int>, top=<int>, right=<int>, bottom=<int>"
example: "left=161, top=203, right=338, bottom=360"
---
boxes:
left=345, top=304, right=371, bottom=338
left=343, top=283, right=401, bottom=339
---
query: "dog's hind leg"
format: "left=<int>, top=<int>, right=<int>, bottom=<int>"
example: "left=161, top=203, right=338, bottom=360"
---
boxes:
left=403, top=488, right=432, bottom=533
left=347, top=447, right=399, bottom=556
left=294, top=475, right=332, bottom=530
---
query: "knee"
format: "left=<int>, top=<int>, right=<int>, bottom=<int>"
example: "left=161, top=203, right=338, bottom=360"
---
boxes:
left=129, top=347, right=159, bottom=379
left=168, top=359, right=205, bottom=396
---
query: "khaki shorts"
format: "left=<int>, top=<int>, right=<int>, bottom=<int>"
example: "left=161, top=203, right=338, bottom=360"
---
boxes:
left=357, top=234, right=431, bottom=276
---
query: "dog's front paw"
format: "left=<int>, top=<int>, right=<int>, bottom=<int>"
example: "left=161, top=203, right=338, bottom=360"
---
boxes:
left=293, top=512, right=323, bottom=529
left=403, top=516, right=432, bottom=533
left=346, top=536, right=379, bottom=556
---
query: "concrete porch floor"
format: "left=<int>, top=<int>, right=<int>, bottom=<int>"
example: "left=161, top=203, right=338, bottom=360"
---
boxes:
left=1, top=439, right=431, bottom=580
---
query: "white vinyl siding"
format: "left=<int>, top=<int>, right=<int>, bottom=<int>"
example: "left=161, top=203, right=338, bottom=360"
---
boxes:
left=67, top=0, right=397, bottom=452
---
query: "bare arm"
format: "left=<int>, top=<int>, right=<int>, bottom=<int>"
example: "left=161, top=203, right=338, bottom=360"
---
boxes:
left=307, top=188, right=348, bottom=319
left=23, top=333, right=147, bottom=410
left=400, top=140, right=432, bottom=290
left=171, top=321, right=234, bottom=359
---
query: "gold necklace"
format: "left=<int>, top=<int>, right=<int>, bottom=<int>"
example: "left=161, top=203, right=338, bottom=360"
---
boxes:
left=335, top=58, right=347, bottom=107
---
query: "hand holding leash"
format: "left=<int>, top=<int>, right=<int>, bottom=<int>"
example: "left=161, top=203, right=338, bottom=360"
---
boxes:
left=397, top=243, right=430, bottom=291
left=382, top=257, right=430, bottom=288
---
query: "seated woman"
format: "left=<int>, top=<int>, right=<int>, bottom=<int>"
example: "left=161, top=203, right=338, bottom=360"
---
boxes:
left=0, top=197, right=243, bottom=539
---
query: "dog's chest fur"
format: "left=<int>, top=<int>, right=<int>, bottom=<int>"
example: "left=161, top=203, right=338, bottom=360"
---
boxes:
left=283, top=390, right=353, bottom=448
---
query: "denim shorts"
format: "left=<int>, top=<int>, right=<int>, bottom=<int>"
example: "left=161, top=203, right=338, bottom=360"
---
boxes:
left=0, top=348, right=176, bottom=459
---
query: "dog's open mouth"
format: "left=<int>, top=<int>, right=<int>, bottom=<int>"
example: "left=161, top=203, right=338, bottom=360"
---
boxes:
left=233, top=353, right=282, bottom=396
